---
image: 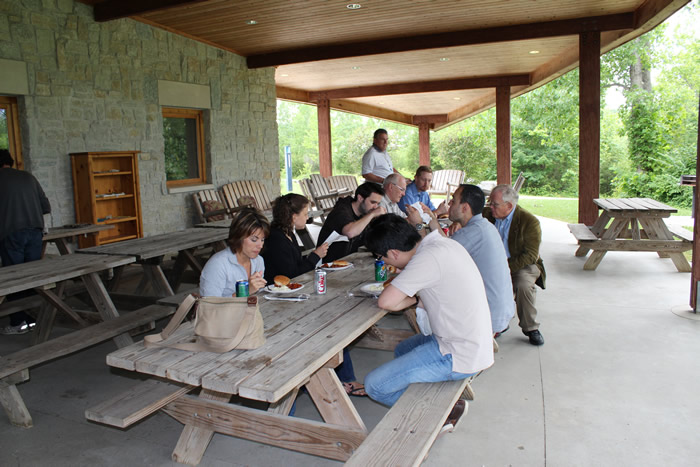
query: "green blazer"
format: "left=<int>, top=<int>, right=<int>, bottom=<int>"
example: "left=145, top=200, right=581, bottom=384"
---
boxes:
left=484, top=205, right=546, bottom=289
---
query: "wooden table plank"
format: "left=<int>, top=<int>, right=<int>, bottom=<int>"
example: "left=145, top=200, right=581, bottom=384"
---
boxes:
left=43, top=224, right=114, bottom=241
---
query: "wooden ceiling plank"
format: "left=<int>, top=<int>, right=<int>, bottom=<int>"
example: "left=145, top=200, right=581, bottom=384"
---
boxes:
left=93, top=0, right=210, bottom=22
left=247, top=12, right=635, bottom=68
left=308, top=74, right=531, bottom=101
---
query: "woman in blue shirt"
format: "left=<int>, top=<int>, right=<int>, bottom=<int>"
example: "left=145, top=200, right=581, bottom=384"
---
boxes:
left=199, top=207, right=270, bottom=297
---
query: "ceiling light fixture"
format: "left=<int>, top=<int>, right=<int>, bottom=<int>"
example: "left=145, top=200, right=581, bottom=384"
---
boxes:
left=347, top=4, right=362, bottom=9
left=352, top=66, right=361, bottom=70
left=246, top=20, right=257, bottom=25
left=453, top=97, right=461, bottom=100
left=280, top=73, right=289, bottom=77
left=439, top=57, right=450, bottom=62
left=529, top=50, right=540, bottom=54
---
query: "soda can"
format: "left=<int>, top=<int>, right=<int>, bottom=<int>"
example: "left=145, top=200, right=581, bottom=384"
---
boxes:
left=375, top=259, right=388, bottom=282
left=235, top=280, right=249, bottom=297
left=442, top=226, right=449, bottom=236
left=315, top=269, right=327, bottom=294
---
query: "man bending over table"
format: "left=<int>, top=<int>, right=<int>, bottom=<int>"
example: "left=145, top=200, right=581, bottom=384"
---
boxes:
left=363, top=214, right=494, bottom=415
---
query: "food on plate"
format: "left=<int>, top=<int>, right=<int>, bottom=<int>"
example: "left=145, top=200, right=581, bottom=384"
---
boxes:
left=321, top=260, right=351, bottom=268
left=288, top=283, right=303, bottom=290
left=386, top=265, right=397, bottom=274
left=274, top=275, right=290, bottom=287
left=438, top=213, right=449, bottom=219
left=367, top=283, right=384, bottom=293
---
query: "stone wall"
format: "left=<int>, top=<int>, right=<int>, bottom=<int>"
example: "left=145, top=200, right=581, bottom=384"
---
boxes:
left=0, top=0, right=279, bottom=234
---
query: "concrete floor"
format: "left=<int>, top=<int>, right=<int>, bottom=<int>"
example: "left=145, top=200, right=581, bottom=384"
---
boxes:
left=1, top=217, right=699, bottom=466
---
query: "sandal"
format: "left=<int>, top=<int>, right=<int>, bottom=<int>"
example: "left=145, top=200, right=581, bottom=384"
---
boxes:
left=343, top=382, right=368, bottom=397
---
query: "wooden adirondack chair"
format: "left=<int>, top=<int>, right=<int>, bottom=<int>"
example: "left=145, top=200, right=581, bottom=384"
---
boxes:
left=513, top=172, right=526, bottom=193
left=295, top=178, right=326, bottom=224
left=220, top=180, right=274, bottom=214
left=326, top=175, right=358, bottom=195
left=192, top=189, right=232, bottom=223
left=427, top=169, right=465, bottom=200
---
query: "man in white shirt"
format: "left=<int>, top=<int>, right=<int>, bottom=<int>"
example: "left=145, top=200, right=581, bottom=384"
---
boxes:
left=361, top=129, right=402, bottom=184
left=363, top=214, right=494, bottom=408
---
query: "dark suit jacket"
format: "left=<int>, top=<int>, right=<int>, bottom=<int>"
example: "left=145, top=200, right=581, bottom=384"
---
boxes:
left=484, top=205, right=546, bottom=289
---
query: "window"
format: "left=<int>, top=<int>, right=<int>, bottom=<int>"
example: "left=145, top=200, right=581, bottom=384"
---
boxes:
left=162, top=107, right=206, bottom=187
left=0, top=96, right=23, bottom=169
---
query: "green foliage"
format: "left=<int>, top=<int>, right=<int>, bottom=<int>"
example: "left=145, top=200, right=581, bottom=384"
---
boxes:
left=0, top=109, right=8, bottom=149
left=163, top=117, right=190, bottom=180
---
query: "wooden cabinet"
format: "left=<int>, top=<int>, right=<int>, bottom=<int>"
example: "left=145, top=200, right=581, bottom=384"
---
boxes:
left=70, top=151, right=143, bottom=248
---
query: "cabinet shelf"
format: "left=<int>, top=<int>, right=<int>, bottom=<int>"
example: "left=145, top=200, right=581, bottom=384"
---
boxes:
left=71, top=151, right=142, bottom=248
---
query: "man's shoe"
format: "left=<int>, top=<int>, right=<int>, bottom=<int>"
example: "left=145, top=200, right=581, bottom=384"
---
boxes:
left=494, top=325, right=509, bottom=339
left=524, top=329, right=544, bottom=346
left=440, top=399, right=466, bottom=435
left=1, top=321, right=31, bottom=335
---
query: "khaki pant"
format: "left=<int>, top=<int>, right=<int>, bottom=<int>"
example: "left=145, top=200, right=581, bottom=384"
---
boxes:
left=512, top=264, right=540, bottom=333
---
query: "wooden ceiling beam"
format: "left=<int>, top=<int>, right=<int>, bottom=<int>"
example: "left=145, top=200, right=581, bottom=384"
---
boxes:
left=93, top=0, right=210, bottom=22
left=247, top=13, right=634, bottom=68
left=308, top=74, right=530, bottom=101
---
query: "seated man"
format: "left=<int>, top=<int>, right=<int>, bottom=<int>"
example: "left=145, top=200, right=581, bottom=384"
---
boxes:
left=484, top=184, right=546, bottom=346
left=448, top=184, right=515, bottom=337
left=316, top=182, right=386, bottom=263
left=379, top=173, right=407, bottom=218
left=398, top=165, right=447, bottom=216
left=363, top=214, right=494, bottom=410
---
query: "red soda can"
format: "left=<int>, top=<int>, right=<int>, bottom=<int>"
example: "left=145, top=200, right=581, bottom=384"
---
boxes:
left=315, top=269, right=327, bottom=294
left=442, top=227, right=449, bottom=236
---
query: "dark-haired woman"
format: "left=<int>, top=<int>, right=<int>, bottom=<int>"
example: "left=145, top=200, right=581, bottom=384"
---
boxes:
left=261, top=193, right=329, bottom=284
left=200, top=207, right=270, bottom=297
left=262, top=193, right=366, bottom=397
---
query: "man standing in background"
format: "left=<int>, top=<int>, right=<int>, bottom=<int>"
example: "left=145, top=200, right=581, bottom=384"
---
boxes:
left=0, top=149, right=51, bottom=335
left=361, top=129, right=403, bottom=184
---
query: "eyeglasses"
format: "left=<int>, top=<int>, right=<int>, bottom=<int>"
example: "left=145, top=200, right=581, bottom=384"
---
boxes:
left=391, top=183, right=406, bottom=193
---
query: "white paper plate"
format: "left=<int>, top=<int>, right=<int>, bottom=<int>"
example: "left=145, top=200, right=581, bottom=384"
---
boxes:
left=320, top=262, right=353, bottom=271
left=360, top=282, right=385, bottom=295
left=265, top=283, right=304, bottom=294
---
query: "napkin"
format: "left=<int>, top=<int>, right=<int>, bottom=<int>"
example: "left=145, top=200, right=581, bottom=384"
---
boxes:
left=410, top=202, right=432, bottom=224
left=315, top=231, right=349, bottom=267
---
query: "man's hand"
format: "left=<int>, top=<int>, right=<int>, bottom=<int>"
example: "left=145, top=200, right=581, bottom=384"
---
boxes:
left=434, top=201, right=448, bottom=216
left=405, top=205, right=423, bottom=225
left=369, top=206, right=387, bottom=218
left=449, top=221, right=463, bottom=236
left=363, top=173, right=384, bottom=184
left=249, top=271, right=266, bottom=294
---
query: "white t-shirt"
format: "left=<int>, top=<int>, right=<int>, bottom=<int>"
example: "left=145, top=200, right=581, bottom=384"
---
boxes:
left=361, top=145, right=394, bottom=180
left=391, top=230, right=494, bottom=374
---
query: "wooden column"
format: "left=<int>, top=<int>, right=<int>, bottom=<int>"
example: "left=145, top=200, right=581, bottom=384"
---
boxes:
left=418, top=122, right=430, bottom=166
left=691, top=96, right=700, bottom=310
left=578, top=32, right=601, bottom=225
left=496, top=86, right=512, bottom=185
left=317, top=98, right=332, bottom=177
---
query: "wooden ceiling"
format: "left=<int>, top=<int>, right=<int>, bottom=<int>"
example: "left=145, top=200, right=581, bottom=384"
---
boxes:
left=81, top=0, right=688, bottom=129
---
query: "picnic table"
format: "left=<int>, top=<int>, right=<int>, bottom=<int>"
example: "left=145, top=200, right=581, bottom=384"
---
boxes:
left=568, top=198, right=692, bottom=272
left=0, top=252, right=140, bottom=427
left=86, top=252, right=400, bottom=464
left=78, top=228, right=229, bottom=296
left=43, top=223, right=115, bottom=255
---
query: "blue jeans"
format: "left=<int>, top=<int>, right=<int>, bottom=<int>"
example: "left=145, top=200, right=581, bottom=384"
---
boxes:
left=335, top=348, right=355, bottom=382
left=364, top=334, right=474, bottom=407
left=0, top=228, right=43, bottom=325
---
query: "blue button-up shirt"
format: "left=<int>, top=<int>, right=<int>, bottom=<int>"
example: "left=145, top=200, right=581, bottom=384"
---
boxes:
left=452, top=214, right=515, bottom=333
left=199, top=247, right=265, bottom=297
left=398, top=182, right=436, bottom=213
left=494, top=208, right=515, bottom=258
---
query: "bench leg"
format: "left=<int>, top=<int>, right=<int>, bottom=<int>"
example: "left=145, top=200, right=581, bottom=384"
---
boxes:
left=583, top=250, right=607, bottom=270
left=639, top=218, right=692, bottom=272
left=172, top=388, right=231, bottom=466
left=0, top=371, right=32, bottom=428
left=81, top=272, right=133, bottom=348
left=306, top=368, right=367, bottom=432
left=267, top=387, right=299, bottom=416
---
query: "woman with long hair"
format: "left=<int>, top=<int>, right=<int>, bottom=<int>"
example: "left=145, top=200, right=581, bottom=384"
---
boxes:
left=261, top=193, right=329, bottom=284
left=199, top=207, right=270, bottom=297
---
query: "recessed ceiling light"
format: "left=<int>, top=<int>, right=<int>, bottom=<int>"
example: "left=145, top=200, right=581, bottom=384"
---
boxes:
left=439, top=57, right=450, bottom=62
left=347, top=4, right=362, bottom=9
left=352, top=66, right=361, bottom=70
left=529, top=50, right=540, bottom=54
left=246, top=20, right=257, bottom=25
left=453, top=97, right=461, bottom=100
left=280, top=73, right=289, bottom=77
left=379, top=101, right=386, bottom=105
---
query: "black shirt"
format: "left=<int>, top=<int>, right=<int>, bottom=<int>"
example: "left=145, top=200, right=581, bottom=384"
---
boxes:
left=317, top=197, right=365, bottom=262
left=261, top=227, right=320, bottom=284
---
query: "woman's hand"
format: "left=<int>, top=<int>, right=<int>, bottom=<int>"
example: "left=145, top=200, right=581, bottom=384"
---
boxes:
left=314, top=242, right=329, bottom=259
left=249, top=271, right=267, bottom=294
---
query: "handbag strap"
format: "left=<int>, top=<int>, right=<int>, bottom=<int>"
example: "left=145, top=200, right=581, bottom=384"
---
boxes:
left=143, top=294, right=197, bottom=348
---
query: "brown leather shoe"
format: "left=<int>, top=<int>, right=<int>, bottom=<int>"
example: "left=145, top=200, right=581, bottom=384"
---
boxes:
left=440, top=399, right=466, bottom=435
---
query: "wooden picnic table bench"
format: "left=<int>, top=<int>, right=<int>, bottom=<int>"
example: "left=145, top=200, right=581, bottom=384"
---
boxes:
left=568, top=198, right=691, bottom=272
left=43, top=223, right=115, bottom=255
left=78, top=228, right=229, bottom=296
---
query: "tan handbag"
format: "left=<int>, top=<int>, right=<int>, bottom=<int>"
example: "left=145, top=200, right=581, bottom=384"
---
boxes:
left=144, top=294, right=265, bottom=353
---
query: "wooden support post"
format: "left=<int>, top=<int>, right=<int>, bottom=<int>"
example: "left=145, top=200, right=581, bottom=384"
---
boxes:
left=418, top=122, right=430, bottom=166
left=317, top=98, right=333, bottom=177
left=496, top=86, right=512, bottom=185
left=578, top=31, right=601, bottom=226
left=691, top=96, right=700, bottom=310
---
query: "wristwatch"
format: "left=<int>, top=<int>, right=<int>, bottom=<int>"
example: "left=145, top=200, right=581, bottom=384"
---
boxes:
left=415, top=223, right=424, bottom=231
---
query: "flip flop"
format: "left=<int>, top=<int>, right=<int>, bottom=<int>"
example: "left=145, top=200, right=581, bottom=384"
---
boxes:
left=343, top=382, right=368, bottom=397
